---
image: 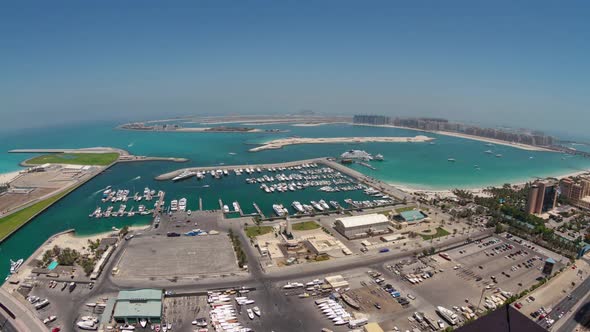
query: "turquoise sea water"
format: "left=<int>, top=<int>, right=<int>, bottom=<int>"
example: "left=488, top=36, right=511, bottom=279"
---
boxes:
left=1, top=121, right=590, bottom=280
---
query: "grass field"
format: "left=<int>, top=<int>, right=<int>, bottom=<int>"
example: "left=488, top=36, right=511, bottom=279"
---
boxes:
left=245, top=225, right=274, bottom=238
left=0, top=188, right=75, bottom=241
left=395, top=206, right=417, bottom=213
left=420, top=227, right=450, bottom=240
left=292, top=221, right=320, bottom=231
left=26, top=153, right=119, bottom=166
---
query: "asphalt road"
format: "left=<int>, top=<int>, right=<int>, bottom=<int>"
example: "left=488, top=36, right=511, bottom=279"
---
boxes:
left=554, top=275, right=590, bottom=331
left=0, top=313, right=18, bottom=332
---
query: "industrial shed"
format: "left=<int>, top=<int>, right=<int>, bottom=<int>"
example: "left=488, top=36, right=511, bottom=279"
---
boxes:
left=113, top=289, right=162, bottom=323
left=334, top=214, right=391, bottom=239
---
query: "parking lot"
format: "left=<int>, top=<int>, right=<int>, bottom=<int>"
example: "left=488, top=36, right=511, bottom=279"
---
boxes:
left=345, top=235, right=566, bottom=331
left=116, top=235, right=241, bottom=278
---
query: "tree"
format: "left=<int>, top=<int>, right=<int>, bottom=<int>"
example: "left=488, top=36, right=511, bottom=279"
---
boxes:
left=119, top=225, right=129, bottom=237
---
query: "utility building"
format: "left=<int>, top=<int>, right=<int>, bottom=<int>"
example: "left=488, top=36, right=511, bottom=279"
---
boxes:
left=334, top=214, right=391, bottom=239
left=113, top=289, right=163, bottom=324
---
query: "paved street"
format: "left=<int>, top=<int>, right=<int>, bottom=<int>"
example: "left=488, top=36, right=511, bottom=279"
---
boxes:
left=555, top=276, right=590, bottom=331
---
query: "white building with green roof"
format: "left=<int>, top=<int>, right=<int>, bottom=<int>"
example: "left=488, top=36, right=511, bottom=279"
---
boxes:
left=113, top=289, right=163, bottom=323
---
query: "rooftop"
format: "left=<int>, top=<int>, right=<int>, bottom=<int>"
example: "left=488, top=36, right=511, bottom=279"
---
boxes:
left=399, top=210, right=426, bottom=222
left=335, top=214, right=389, bottom=228
left=117, top=289, right=162, bottom=301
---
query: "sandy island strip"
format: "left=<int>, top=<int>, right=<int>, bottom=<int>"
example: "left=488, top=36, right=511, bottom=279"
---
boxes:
left=291, top=122, right=350, bottom=127
left=174, top=127, right=263, bottom=133
left=249, top=135, right=434, bottom=152
left=351, top=124, right=553, bottom=152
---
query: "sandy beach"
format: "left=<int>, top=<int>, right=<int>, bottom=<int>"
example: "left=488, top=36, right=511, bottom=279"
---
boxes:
left=35, top=225, right=148, bottom=259
left=389, top=169, right=590, bottom=198
left=351, top=123, right=554, bottom=152
left=0, top=170, right=22, bottom=184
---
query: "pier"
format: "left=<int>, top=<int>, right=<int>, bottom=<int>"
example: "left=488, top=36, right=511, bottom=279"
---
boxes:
left=252, top=203, right=265, bottom=219
left=154, top=191, right=165, bottom=217
left=155, top=158, right=326, bottom=181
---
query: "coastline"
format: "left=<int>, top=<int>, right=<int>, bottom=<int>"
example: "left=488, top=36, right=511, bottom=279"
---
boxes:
left=347, top=123, right=555, bottom=152
left=388, top=169, right=590, bottom=196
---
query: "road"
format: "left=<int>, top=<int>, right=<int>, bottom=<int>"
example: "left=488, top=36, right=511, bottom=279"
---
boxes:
left=0, top=288, right=47, bottom=332
left=554, top=275, right=590, bottom=331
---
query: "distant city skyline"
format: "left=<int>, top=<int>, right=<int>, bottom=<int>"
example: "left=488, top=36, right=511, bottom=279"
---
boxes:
left=1, top=1, right=589, bottom=138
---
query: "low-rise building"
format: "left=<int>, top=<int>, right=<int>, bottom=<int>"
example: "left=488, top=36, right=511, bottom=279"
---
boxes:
left=113, top=289, right=163, bottom=324
left=334, top=214, right=391, bottom=239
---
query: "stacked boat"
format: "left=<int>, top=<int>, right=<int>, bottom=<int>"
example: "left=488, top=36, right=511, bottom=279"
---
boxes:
left=76, top=316, right=98, bottom=330
left=315, top=298, right=351, bottom=326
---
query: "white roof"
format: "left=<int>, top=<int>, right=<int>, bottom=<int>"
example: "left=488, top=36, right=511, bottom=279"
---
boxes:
left=335, top=213, right=389, bottom=228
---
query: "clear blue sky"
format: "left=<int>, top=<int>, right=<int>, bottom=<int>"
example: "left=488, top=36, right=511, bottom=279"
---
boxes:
left=1, top=1, right=589, bottom=137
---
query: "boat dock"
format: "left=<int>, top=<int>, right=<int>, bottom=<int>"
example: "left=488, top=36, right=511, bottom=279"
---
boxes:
left=252, top=203, right=265, bottom=219
left=153, top=191, right=165, bottom=217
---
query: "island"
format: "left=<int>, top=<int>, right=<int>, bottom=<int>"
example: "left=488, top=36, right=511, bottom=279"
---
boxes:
left=119, top=122, right=285, bottom=133
left=248, top=135, right=434, bottom=152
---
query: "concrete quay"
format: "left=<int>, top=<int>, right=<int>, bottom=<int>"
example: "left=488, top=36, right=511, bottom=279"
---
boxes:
left=154, top=157, right=327, bottom=180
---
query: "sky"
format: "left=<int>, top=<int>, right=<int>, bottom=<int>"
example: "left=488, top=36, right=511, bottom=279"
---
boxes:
left=1, top=1, right=589, bottom=138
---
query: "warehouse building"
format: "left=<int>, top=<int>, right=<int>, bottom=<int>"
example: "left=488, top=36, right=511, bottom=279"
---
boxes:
left=334, top=214, right=391, bottom=239
left=113, top=289, right=162, bottom=324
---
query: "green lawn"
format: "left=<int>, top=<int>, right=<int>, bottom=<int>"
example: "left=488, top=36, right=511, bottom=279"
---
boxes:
left=292, top=221, right=320, bottom=231
left=245, top=226, right=274, bottom=238
left=396, top=206, right=417, bottom=213
left=26, top=153, right=119, bottom=166
left=420, top=227, right=450, bottom=240
left=0, top=188, right=75, bottom=241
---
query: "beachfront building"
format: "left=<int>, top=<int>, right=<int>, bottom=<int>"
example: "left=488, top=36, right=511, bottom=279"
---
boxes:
left=560, top=176, right=590, bottom=210
left=113, top=289, right=163, bottom=324
left=525, top=181, right=558, bottom=215
left=334, top=213, right=391, bottom=239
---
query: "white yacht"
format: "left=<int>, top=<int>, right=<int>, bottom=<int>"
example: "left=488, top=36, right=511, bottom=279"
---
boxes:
left=172, top=171, right=196, bottom=182
left=292, top=201, right=305, bottom=213
left=178, top=198, right=187, bottom=212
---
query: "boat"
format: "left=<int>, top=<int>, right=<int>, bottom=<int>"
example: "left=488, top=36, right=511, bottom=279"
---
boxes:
left=250, top=306, right=261, bottom=318
left=374, top=154, right=384, bottom=161
left=76, top=321, right=98, bottom=330
left=484, top=150, right=493, bottom=154
left=247, top=308, right=255, bottom=320
left=310, top=201, right=324, bottom=211
left=273, top=204, right=287, bottom=216
left=232, top=201, right=240, bottom=212
left=223, top=205, right=230, bottom=213
left=179, top=198, right=187, bottom=212
left=140, top=319, right=148, bottom=328
left=495, top=154, right=503, bottom=158
left=329, top=201, right=341, bottom=209
left=439, top=253, right=451, bottom=261
left=187, top=210, right=191, bottom=216
left=120, top=324, right=135, bottom=330
left=340, top=150, right=373, bottom=161
left=318, top=200, right=330, bottom=210
left=85, top=303, right=97, bottom=307
left=447, top=158, right=456, bottom=162
left=43, top=315, right=57, bottom=324
left=10, top=258, right=23, bottom=274
left=292, top=201, right=305, bottom=213
left=436, top=306, right=458, bottom=325
left=172, top=171, right=196, bottom=182
left=170, top=200, right=178, bottom=212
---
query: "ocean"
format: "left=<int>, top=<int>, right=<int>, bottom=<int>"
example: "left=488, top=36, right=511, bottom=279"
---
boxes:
left=1, top=120, right=590, bottom=279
